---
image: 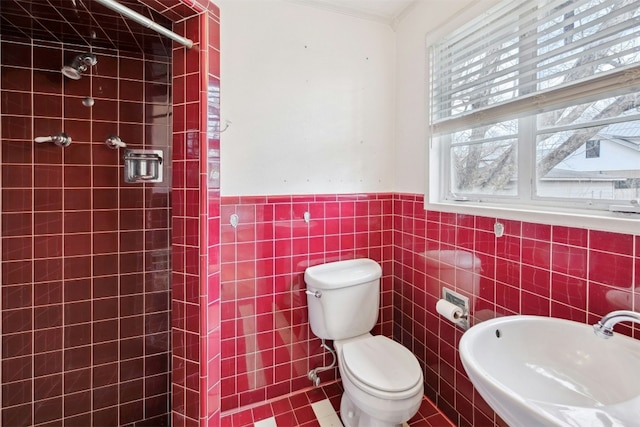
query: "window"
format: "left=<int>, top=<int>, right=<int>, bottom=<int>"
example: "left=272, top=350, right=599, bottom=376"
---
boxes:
left=428, top=0, right=640, bottom=224
left=585, top=140, right=600, bottom=159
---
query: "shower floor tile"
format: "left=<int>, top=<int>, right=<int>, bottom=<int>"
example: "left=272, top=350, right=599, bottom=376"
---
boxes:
left=220, top=382, right=454, bottom=427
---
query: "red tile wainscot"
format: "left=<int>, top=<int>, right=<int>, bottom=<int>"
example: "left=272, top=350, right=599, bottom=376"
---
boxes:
left=220, top=191, right=639, bottom=426
left=392, top=193, right=639, bottom=426
left=220, top=193, right=395, bottom=412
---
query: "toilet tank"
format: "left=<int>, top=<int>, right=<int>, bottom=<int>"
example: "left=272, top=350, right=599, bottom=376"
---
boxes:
left=304, top=258, right=382, bottom=340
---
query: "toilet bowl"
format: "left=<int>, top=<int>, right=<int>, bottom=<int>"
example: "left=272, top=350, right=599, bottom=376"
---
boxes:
left=304, top=259, right=424, bottom=427
left=336, top=334, right=424, bottom=427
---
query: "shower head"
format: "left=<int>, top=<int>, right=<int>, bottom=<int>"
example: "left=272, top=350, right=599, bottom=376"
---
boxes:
left=61, top=53, right=98, bottom=80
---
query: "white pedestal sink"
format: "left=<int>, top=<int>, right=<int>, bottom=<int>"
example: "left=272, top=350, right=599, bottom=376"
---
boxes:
left=459, top=315, right=640, bottom=426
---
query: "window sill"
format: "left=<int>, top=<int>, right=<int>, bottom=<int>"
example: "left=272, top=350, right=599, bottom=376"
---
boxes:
left=424, top=199, right=639, bottom=235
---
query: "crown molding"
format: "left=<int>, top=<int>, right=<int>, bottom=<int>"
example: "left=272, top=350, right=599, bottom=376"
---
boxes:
left=285, top=0, right=417, bottom=29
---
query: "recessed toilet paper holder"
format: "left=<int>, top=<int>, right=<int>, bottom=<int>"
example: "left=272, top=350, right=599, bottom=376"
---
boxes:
left=123, top=149, right=163, bottom=183
left=442, top=287, right=470, bottom=330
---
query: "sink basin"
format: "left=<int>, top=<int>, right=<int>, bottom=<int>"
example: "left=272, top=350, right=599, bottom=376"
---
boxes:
left=459, top=315, right=640, bottom=426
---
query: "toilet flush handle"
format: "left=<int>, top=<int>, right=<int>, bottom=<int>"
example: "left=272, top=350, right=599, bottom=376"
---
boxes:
left=305, top=289, right=322, bottom=298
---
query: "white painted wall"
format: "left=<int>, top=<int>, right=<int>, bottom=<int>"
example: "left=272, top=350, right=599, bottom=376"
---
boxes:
left=393, top=0, right=492, bottom=194
left=218, top=0, right=395, bottom=196
left=218, top=0, right=501, bottom=196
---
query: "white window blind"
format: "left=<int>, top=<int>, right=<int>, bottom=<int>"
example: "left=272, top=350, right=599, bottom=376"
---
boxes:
left=431, top=0, right=640, bottom=135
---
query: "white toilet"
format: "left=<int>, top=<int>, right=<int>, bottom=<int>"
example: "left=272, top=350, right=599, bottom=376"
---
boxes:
left=305, top=258, right=424, bottom=427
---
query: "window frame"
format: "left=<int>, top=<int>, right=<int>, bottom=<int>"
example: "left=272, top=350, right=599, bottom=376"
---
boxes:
left=425, top=0, right=640, bottom=234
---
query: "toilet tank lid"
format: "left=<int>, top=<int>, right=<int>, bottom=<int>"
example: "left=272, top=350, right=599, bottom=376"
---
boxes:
left=304, top=259, right=382, bottom=290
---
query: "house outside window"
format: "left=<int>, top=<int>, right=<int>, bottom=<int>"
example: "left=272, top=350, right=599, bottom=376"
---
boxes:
left=427, top=0, right=640, bottom=229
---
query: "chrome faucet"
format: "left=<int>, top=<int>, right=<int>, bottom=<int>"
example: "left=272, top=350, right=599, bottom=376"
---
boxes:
left=593, top=310, right=640, bottom=339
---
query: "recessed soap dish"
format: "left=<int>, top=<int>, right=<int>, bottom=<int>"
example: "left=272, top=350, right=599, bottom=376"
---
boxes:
left=123, top=149, right=163, bottom=183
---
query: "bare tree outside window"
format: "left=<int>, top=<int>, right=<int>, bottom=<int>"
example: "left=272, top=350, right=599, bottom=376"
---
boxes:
left=435, top=0, right=640, bottom=205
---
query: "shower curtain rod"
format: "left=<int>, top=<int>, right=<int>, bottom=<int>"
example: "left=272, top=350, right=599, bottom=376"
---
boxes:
left=94, top=0, right=194, bottom=49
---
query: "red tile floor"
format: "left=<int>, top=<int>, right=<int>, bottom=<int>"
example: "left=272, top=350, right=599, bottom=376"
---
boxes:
left=220, top=381, right=455, bottom=427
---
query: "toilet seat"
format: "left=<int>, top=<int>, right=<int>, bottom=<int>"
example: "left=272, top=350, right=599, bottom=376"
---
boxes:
left=342, top=335, right=422, bottom=399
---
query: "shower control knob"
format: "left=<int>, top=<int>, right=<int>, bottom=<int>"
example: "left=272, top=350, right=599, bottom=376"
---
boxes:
left=35, top=132, right=71, bottom=147
left=105, top=135, right=127, bottom=149
left=52, top=133, right=72, bottom=147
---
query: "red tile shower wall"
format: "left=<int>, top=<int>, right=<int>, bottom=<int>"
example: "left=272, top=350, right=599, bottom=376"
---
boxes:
left=171, top=12, right=203, bottom=426
left=392, top=193, right=640, bottom=426
left=219, top=193, right=395, bottom=412
left=170, top=2, right=221, bottom=426
left=0, top=38, right=171, bottom=425
left=204, top=8, right=223, bottom=427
